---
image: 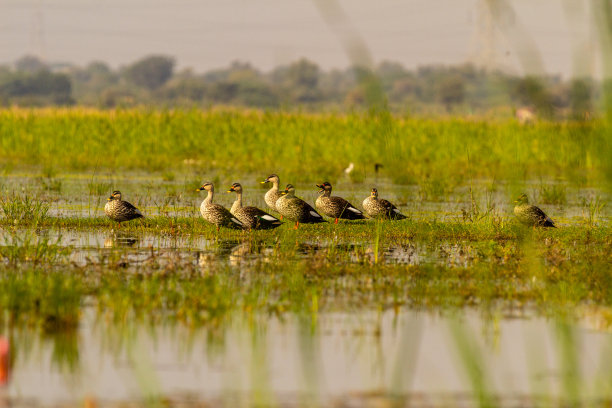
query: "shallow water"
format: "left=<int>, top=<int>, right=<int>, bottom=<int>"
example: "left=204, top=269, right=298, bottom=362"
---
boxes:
left=0, top=227, right=496, bottom=269
left=4, top=310, right=612, bottom=406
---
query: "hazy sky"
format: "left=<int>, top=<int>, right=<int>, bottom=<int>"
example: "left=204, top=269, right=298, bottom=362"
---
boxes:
left=0, top=0, right=597, bottom=77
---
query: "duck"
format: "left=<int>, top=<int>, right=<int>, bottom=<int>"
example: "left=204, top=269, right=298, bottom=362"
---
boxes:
left=513, top=193, right=556, bottom=228
left=261, top=174, right=284, bottom=213
left=315, top=182, right=365, bottom=223
left=276, top=184, right=326, bottom=229
left=362, top=188, right=407, bottom=220
left=196, top=182, right=244, bottom=231
left=104, top=190, right=144, bottom=224
left=228, top=183, right=282, bottom=230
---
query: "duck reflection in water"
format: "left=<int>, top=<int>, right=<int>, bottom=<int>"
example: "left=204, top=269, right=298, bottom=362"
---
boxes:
left=104, top=233, right=139, bottom=248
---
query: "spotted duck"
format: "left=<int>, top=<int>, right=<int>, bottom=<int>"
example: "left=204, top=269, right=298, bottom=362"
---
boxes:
left=513, top=193, right=556, bottom=228
left=261, top=174, right=284, bottom=213
left=228, top=182, right=282, bottom=230
left=362, top=188, right=406, bottom=220
left=315, top=182, right=365, bottom=223
left=197, top=182, right=244, bottom=231
left=276, top=184, right=326, bottom=229
left=104, top=190, right=144, bottom=224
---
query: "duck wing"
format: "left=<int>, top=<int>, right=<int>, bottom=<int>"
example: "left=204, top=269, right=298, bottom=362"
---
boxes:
left=379, top=199, right=406, bottom=220
left=243, top=206, right=282, bottom=229
left=329, top=196, right=365, bottom=220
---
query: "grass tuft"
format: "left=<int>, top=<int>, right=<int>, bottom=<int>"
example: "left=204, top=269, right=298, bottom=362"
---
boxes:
left=0, top=195, right=50, bottom=225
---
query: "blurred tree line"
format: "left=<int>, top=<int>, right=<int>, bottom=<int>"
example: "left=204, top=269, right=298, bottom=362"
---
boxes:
left=0, top=54, right=598, bottom=118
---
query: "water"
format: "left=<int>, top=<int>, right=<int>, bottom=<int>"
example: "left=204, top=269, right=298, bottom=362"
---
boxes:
left=4, top=310, right=612, bottom=406
left=0, top=227, right=502, bottom=269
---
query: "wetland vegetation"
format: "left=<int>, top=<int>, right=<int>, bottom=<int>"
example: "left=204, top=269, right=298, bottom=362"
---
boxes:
left=0, top=108, right=610, bottom=406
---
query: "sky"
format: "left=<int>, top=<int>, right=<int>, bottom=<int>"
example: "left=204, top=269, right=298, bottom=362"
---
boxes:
left=0, top=0, right=598, bottom=78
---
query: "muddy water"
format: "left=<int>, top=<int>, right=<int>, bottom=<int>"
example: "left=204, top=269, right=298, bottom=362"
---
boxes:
left=4, top=310, right=612, bottom=406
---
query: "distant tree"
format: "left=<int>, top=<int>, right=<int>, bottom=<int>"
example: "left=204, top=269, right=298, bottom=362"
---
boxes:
left=318, top=68, right=355, bottom=103
left=390, top=76, right=420, bottom=103
left=87, top=61, right=113, bottom=76
left=454, top=63, right=478, bottom=81
left=569, top=78, right=592, bottom=119
left=511, top=76, right=554, bottom=118
left=286, top=58, right=319, bottom=88
left=345, top=87, right=366, bottom=107
left=0, top=70, right=72, bottom=105
left=161, top=77, right=207, bottom=102
left=207, top=82, right=238, bottom=104
left=0, top=66, right=11, bottom=82
left=226, top=61, right=261, bottom=83
left=268, top=65, right=289, bottom=85
left=349, top=65, right=386, bottom=111
left=277, top=59, right=322, bottom=103
left=99, top=86, right=141, bottom=108
left=124, top=55, right=175, bottom=90
left=436, top=75, right=465, bottom=111
left=234, top=81, right=279, bottom=107
left=15, top=55, right=47, bottom=73
left=376, top=61, right=409, bottom=91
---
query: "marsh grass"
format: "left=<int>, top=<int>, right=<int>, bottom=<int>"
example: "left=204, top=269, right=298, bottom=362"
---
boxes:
left=539, top=182, right=567, bottom=205
left=0, top=194, right=50, bottom=225
left=87, top=180, right=113, bottom=196
left=40, top=176, right=63, bottom=193
left=0, top=109, right=610, bottom=186
left=0, top=219, right=608, bottom=332
left=581, top=194, right=607, bottom=227
left=0, top=268, right=83, bottom=330
left=6, top=214, right=604, bottom=247
left=0, top=230, right=71, bottom=264
left=162, top=171, right=176, bottom=182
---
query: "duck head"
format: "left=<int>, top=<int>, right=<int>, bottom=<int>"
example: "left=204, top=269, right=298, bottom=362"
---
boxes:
left=108, top=190, right=122, bottom=201
left=316, top=181, right=332, bottom=194
left=196, top=182, right=214, bottom=192
left=514, top=193, right=529, bottom=205
left=228, top=182, right=242, bottom=193
left=261, top=174, right=279, bottom=185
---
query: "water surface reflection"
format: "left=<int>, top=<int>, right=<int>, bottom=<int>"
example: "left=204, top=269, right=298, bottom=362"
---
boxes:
left=5, top=310, right=612, bottom=406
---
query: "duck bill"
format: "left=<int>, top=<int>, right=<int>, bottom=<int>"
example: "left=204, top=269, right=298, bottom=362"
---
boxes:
left=196, top=187, right=205, bottom=191
left=260, top=179, right=269, bottom=184
left=107, top=196, right=113, bottom=201
left=315, top=184, right=324, bottom=193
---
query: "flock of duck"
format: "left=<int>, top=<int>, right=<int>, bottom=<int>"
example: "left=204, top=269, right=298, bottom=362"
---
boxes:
left=104, top=174, right=557, bottom=230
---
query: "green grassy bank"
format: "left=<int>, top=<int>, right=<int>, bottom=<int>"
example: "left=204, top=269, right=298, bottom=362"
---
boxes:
left=0, top=108, right=610, bottom=187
